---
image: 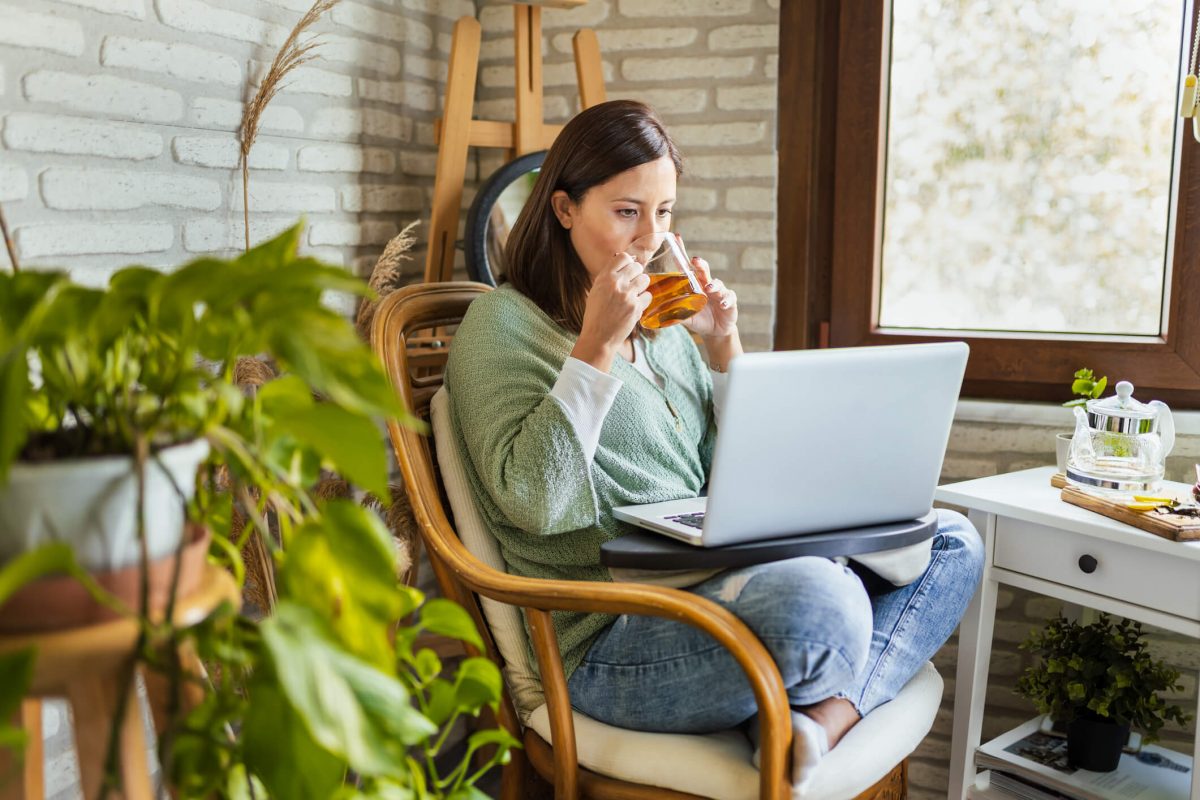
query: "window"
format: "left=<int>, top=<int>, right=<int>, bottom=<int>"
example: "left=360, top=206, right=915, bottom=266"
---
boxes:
left=776, top=0, right=1200, bottom=407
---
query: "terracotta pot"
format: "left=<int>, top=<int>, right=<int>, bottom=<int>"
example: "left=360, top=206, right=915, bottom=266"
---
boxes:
left=0, top=524, right=211, bottom=633
left=1066, top=715, right=1129, bottom=772
left=0, top=438, right=210, bottom=572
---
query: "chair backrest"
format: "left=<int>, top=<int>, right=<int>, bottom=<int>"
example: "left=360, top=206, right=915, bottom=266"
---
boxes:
left=370, top=281, right=536, bottom=731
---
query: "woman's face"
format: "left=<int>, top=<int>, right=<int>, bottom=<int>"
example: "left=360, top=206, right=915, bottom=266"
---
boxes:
left=550, top=155, right=677, bottom=281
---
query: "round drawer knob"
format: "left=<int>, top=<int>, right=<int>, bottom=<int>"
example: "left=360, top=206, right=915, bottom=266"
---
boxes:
left=1078, top=554, right=1098, bottom=574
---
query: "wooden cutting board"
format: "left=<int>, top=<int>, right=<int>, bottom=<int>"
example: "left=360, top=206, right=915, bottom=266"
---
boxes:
left=1048, top=474, right=1200, bottom=541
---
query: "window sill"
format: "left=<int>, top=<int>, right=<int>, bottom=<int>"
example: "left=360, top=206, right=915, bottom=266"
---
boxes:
left=955, top=399, right=1200, bottom=436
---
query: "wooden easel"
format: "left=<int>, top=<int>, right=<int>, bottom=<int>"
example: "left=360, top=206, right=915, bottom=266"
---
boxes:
left=424, top=1, right=608, bottom=284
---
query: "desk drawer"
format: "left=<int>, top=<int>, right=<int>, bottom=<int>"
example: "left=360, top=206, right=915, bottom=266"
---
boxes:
left=993, top=518, right=1200, bottom=623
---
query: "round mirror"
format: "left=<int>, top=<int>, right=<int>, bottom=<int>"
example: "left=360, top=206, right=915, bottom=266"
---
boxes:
left=465, top=150, right=546, bottom=286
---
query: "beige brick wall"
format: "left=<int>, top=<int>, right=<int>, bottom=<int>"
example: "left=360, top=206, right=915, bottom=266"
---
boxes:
left=474, top=0, right=780, bottom=351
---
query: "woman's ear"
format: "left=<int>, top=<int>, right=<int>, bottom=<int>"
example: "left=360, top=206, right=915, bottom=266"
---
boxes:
left=550, top=190, right=575, bottom=230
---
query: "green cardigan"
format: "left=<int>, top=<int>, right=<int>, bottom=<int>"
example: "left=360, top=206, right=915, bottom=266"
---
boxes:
left=445, top=285, right=717, bottom=680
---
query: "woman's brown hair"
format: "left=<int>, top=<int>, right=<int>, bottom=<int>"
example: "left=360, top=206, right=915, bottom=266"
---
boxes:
left=504, top=100, right=683, bottom=333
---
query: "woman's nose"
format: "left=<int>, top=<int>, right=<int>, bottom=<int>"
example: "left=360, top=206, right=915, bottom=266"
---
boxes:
left=635, top=220, right=659, bottom=240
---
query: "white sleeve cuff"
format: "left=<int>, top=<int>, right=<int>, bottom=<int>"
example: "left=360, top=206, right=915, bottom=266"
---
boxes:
left=550, top=357, right=624, bottom=463
left=710, top=368, right=729, bottom=421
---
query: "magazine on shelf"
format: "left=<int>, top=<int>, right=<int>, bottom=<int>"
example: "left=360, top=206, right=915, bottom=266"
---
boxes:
left=987, top=770, right=1077, bottom=800
left=975, top=717, right=1192, bottom=800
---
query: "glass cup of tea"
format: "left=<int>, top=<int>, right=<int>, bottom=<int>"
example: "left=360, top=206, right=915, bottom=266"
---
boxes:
left=627, top=231, right=708, bottom=330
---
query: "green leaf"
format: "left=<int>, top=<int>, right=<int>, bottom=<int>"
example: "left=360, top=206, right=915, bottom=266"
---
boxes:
left=465, top=728, right=522, bottom=752
left=0, top=350, right=29, bottom=483
left=413, top=649, right=442, bottom=684
left=224, top=765, right=269, bottom=800
left=259, top=374, right=316, bottom=416
left=281, top=501, right=408, bottom=665
left=0, top=649, right=35, bottom=721
left=0, top=544, right=83, bottom=606
left=243, top=680, right=345, bottom=800
left=419, top=599, right=483, bottom=651
left=259, top=603, right=438, bottom=776
left=0, top=649, right=35, bottom=763
left=271, top=403, right=389, bottom=499
left=452, top=657, right=503, bottom=714
left=0, top=271, right=70, bottom=342
left=424, top=678, right=457, bottom=727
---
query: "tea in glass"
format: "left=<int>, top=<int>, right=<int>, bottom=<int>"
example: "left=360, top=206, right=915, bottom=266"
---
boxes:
left=629, top=233, right=707, bottom=330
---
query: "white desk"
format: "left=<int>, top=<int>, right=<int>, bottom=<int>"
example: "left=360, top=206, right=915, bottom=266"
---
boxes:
left=936, top=467, right=1200, bottom=799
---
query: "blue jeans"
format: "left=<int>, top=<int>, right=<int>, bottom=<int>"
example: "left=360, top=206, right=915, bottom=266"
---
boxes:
left=567, top=509, right=984, bottom=733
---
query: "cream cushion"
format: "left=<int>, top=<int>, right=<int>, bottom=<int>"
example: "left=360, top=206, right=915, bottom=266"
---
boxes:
left=431, top=387, right=943, bottom=798
left=430, top=387, right=545, bottom=718
left=527, top=662, right=943, bottom=800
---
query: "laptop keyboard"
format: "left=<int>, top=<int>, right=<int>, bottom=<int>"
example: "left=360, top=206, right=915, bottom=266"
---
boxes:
left=665, top=512, right=706, bottom=529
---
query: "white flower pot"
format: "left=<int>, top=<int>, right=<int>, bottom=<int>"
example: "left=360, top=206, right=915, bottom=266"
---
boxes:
left=0, top=438, right=210, bottom=572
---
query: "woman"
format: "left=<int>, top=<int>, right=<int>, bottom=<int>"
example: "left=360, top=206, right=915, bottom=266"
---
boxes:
left=445, top=100, right=983, bottom=787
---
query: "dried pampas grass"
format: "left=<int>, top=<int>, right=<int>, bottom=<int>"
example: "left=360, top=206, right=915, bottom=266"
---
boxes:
left=0, top=203, right=18, bottom=273
left=240, top=0, right=341, bottom=251
left=355, top=221, right=420, bottom=340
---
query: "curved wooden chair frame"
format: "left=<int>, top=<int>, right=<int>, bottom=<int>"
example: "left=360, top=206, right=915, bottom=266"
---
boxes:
left=372, top=281, right=908, bottom=800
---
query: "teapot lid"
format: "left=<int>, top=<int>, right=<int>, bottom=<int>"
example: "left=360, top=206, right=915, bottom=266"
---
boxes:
left=1085, top=380, right=1160, bottom=433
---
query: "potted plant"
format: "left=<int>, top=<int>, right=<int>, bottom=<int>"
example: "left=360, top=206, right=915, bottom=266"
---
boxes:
left=0, top=224, right=518, bottom=798
left=1055, top=368, right=1108, bottom=473
left=1016, top=613, right=1190, bottom=772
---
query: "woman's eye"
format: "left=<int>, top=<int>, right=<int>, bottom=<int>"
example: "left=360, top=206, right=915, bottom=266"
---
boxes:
left=617, top=209, right=638, bottom=218
left=657, top=208, right=673, bottom=218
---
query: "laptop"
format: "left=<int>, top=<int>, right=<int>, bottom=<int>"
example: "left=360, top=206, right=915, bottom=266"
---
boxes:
left=612, top=342, right=969, bottom=547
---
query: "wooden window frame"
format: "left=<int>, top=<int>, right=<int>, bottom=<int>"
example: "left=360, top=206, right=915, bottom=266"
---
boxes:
left=776, top=0, right=1200, bottom=408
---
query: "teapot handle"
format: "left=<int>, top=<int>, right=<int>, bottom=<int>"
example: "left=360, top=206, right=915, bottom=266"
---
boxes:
left=1150, top=400, right=1175, bottom=458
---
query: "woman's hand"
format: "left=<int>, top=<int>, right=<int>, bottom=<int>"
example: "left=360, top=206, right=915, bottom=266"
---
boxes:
left=571, top=252, right=651, bottom=372
left=683, top=256, right=738, bottom=339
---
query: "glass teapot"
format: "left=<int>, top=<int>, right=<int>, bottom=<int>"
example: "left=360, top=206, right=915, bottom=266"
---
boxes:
left=1066, top=381, right=1175, bottom=493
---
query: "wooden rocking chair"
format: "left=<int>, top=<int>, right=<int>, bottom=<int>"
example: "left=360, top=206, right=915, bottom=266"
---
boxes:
left=372, top=281, right=943, bottom=800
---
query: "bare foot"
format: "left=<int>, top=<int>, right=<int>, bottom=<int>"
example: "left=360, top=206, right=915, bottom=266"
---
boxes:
left=794, top=696, right=861, bottom=749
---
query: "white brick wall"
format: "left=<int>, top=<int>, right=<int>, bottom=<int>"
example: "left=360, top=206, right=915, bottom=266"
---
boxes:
left=40, top=168, right=222, bottom=211
left=2, top=0, right=455, bottom=279
left=4, top=112, right=164, bottom=160
left=101, top=36, right=243, bottom=86
left=172, top=137, right=289, bottom=171
left=17, top=222, right=174, bottom=257
left=58, top=0, right=146, bottom=19
left=0, top=5, right=86, bottom=57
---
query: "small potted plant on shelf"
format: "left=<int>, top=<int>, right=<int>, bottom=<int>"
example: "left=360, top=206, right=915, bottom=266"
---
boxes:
left=1016, top=613, right=1190, bottom=772
left=0, top=224, right=518, bottom=798
left=1056, top=368, right=1108, bottom=473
